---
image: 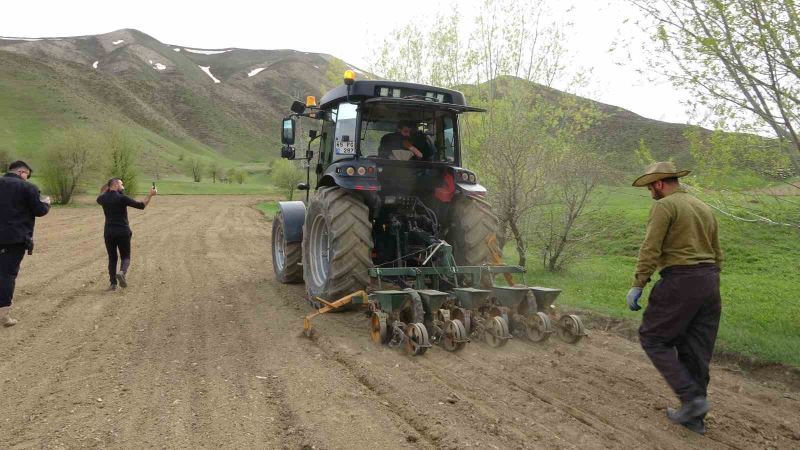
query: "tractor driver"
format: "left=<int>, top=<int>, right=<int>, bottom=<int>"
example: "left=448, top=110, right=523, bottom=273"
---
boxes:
left=378, top=121, right=434, bottom=160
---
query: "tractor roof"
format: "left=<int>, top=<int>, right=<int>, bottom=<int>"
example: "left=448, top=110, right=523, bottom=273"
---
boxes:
left=318, top=80, right=468, bottom=110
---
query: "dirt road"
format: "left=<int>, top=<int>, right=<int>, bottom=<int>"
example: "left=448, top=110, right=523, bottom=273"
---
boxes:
left=1, top=195, right=798, bottom=449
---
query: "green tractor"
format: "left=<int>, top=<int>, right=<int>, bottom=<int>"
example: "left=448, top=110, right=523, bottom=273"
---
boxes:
left=272, top=71, right=585, bottom=354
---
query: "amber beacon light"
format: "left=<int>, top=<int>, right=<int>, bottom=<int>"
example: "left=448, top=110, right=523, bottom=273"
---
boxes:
left=343, top=70, right=355, bottom=86
left=306, top=96, right=317, bottom=108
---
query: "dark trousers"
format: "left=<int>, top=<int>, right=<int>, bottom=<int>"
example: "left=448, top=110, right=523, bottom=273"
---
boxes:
left=0, top=245, right=26, bottom=308
left=104, top=228, right=132, bottom=285
left=639, top=264, right=722, bottom=404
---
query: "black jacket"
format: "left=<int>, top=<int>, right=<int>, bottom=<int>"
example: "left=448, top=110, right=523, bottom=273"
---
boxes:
left=0, top=172, right=50, bottom=246
left=96, top=191, right=145, bottom=231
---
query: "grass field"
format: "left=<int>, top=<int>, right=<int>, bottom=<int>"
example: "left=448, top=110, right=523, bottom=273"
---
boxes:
left=519, top=186, right=800, bottom=368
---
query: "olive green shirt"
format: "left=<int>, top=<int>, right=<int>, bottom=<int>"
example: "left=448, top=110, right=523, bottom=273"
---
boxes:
left=633, top=187, right=723, bottom=288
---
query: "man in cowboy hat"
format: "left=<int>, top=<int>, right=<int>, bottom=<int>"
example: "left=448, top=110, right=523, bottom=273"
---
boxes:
left=627, top=161, right=723, bottom=435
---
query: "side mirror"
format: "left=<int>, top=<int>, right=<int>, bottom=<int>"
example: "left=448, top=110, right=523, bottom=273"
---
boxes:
left=281, top=117, right=296, bottom=145
left=290, top=101, right=306, bottom=115
left=281, top=145, right=295, bottom=160
left=296, top=183, right=310, bottom=191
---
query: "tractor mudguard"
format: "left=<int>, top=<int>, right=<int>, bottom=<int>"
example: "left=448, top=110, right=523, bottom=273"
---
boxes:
left=277, top=201, right=306, bottom=243
left=456, top=182, right=487, bottom=195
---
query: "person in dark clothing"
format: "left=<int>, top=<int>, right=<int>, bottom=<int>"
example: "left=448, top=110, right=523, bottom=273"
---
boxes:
left=627, top=162, right=723, bottom=435
left=96, top=178, right=156, bottom=290
left=0, top=161, right=51, bottom=327
left=378, top=121, right=427, bottom=160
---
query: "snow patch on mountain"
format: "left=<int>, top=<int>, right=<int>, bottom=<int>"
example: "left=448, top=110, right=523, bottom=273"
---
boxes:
left=173, top=48, right=181, bottom=52
left=199, top=66, right=221, bottom=83
left=153, top=63, right=166, bottom=71
left=93, top=61, right=99, bottom=69
left=185, top=48, right=231, bottom=55
left=112, top=40, right=124, bottom=45
left=0, top=37, right=42, bottom=41
left=248, top=68, right=265, bottom=77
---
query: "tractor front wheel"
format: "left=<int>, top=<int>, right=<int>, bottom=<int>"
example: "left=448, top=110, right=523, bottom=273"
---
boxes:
left=272, top=211, right=303, bottom=283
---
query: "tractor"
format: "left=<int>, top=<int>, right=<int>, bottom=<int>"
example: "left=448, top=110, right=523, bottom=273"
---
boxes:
left=272, top=71, right=585, bottom=354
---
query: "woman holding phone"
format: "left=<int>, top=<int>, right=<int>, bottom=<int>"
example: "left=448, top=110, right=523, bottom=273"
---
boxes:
left=96, top=179, right=157, bottom=290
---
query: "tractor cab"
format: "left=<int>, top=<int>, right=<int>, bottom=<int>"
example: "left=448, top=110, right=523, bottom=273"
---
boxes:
left=280, top=74, right=485, bottom=200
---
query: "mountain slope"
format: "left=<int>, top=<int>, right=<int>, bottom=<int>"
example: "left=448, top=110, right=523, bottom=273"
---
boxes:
left=0, top=29, right=357, bottom=174
left=0, top=28, right=757, bottom=177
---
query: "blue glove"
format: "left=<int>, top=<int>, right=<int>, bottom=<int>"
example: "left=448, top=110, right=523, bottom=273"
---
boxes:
left=626, top=287, right=643, bottom=311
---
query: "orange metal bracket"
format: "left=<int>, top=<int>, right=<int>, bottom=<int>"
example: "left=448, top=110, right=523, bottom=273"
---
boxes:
left=303, top=290, right=368, bottom=337
left=486, top=234, right=515, bottom=286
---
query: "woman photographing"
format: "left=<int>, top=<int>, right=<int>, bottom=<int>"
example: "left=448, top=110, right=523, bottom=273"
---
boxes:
left=96, top=179, right=157, bottom=291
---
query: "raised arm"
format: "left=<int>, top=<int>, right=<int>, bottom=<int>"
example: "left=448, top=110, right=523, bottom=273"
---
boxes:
left=125, top=187, right=157, bottom=210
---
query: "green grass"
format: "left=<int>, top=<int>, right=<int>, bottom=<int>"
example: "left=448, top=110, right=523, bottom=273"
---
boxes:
left=515, top=186, right=800, bottom=368
left=254, top=201, right=281, bottom=219
left=141, top=179, right=277, bottom=195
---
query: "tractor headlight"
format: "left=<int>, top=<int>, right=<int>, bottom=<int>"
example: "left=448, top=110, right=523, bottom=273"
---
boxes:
left=346, top=167, right=355, bottom=176
left=469, top=173, right=476, bottom=183
left=357, top=166, right=366, bottom=176
left=460, top=171, right=469, bottom=182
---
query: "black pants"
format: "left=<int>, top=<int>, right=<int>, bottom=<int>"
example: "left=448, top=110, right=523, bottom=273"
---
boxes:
left=0, top=244, right=26, bottom=308
left=639, top=264, right=722, bottom=404
left=104, top=228, right=132, bottom=285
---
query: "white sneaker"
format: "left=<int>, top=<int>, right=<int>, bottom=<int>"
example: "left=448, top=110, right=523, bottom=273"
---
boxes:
left=0, top=306, right=18, bottom=327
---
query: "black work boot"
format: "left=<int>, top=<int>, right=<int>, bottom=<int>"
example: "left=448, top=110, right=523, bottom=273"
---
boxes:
left=667, top=409, right=706, bottom=435
left=667, top=397, right=709, bottom=424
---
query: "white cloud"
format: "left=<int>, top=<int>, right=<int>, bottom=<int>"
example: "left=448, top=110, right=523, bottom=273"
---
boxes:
left=199, top=65, right=221, bottom=83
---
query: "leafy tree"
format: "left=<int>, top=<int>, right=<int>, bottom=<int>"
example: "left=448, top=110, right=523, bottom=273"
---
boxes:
left=40, top=127, right=100, bottom=204
left=106, top=129, right=139, bottom=195
left=271, top=159, right=305, bottom=200
left=630, top=0, right=800, bottom=176
left=209, top=161, right=223, bottom=183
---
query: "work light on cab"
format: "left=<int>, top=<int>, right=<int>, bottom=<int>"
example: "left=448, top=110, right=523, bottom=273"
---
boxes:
left=343, top=70, right=355, bottom=86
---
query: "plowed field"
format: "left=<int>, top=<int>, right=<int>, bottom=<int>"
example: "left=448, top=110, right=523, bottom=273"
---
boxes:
left=1, top=196, right=797, bottom=449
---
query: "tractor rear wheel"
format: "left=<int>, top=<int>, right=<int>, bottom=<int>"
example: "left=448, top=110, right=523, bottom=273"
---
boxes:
left=272, top=211, right=303, bottom=283
left=302, top=187, right=373, bottom=306
left=447, top=195, right=500, bottom=285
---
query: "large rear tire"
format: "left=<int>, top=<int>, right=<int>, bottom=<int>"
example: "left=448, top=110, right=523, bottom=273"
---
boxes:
left=302, top=187, right=373, bottom=305
left=447, top=195, right=500, bottom=286
left=272, top=211, right=303, bottom=283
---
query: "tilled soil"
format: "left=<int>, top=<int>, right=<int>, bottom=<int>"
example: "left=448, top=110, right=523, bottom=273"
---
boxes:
left=1, top=195, right=798, bottom=449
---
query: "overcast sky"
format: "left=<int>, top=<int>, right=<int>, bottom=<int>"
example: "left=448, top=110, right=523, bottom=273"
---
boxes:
left=1, top=0, right=692, bottom=124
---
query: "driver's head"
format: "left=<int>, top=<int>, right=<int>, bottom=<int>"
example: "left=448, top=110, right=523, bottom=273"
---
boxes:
left=397, top=121, right=416, bottom=137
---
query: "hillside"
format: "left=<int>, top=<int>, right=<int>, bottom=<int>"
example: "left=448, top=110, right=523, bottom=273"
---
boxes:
left=0, top=28, right=740, bottom=176
left=0, top=29, right=365, bottom=176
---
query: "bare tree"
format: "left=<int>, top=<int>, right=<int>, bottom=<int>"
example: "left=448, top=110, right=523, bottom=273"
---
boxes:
left=190, top=159, right=204, bottom=182
left=535, top=150, right=611, bottom=271
left=0, top=148, right=11, bottom=172
left=630, top=0, right=800, bottom=175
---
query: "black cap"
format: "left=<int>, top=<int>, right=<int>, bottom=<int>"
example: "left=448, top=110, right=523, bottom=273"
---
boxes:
left=8, top=160, right=33, bottom=176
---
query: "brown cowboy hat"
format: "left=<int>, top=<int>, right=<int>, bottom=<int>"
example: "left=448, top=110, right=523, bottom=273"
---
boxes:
left=632, top=161, right=691, bottom=187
